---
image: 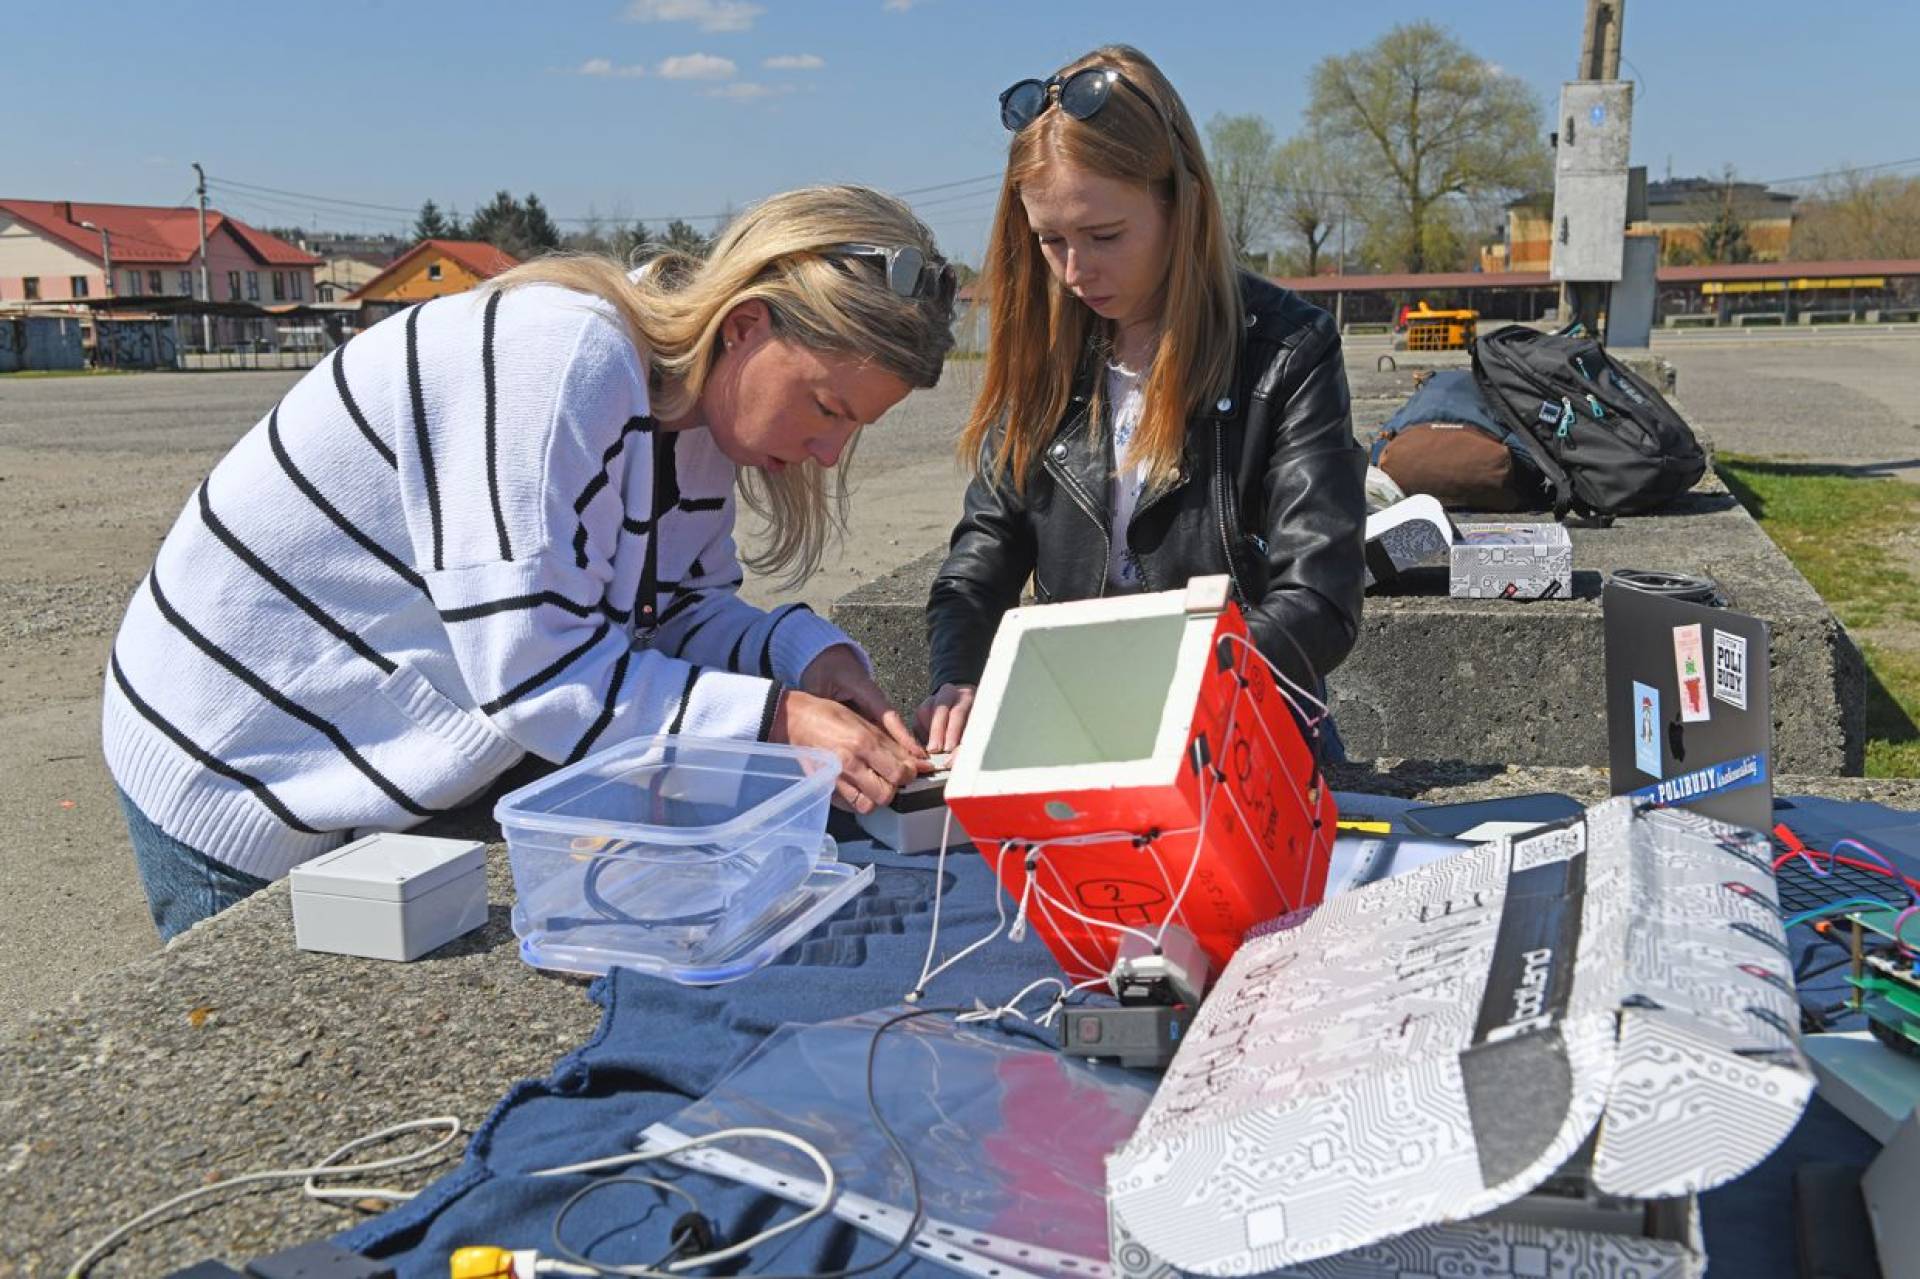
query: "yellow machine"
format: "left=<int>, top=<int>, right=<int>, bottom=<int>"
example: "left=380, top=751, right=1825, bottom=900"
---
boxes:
left=1398, top=302, right=1479, bottom=352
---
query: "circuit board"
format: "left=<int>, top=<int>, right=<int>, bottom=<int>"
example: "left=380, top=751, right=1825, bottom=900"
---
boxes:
left=1843, top=909, right=1920, bottom=1058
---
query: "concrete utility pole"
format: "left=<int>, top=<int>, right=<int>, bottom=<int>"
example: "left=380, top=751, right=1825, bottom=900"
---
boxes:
left=1560, top=0, right=1627, bottom=330
left=79, top=220, right=113, bottom=298
left=1578, top=0, right=1624, bottom=81
left=193, top=162, right=213, bottom=354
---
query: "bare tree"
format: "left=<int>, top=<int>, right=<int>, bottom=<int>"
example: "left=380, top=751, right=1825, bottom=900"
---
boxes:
left=1205, top=113, right=1280, bottom=265
left=1271, top=133, right=1348, bottom=276
left=1308, top=22, right=1549, bottom=273
left=1793, top=171, right=1920, bottom=260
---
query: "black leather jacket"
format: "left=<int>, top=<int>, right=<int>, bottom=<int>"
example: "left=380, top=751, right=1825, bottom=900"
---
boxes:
left=927, top=274, right=1367, bottom=694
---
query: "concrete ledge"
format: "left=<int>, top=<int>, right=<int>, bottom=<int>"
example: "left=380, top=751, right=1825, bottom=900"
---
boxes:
left=834, top=373, right=1865, bottom=773
left=7, top=764, right=1918, bottom=1270
left=1333, top=476, right=1865, bottom=773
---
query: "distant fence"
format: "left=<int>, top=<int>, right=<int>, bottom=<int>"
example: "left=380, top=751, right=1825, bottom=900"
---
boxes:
left=0, top=315, right=86, bottom=372
left=94, top=320, right=177, bottom=370
left=179, top=349, right=329, bottom=371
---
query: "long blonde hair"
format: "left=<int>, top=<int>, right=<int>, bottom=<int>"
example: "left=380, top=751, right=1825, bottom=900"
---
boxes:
left=493, top=185, right=952, bottom=585
left=961, top=44, right=1241, bottom=493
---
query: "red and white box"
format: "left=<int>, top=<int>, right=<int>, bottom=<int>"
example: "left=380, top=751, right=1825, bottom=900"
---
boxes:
left=944, top=577, right=1337, bottom=984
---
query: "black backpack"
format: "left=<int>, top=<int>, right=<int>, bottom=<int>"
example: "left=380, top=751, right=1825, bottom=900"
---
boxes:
left=1470, top=324, right=1706, bottom=519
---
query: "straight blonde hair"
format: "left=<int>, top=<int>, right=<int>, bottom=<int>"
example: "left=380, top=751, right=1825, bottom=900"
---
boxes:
left=493, top=185, right=952, bottom=586
left=961, top=45, right=1241, bottom=493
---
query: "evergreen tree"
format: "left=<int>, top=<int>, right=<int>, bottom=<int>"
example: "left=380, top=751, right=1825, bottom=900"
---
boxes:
left=467, top=191, right=526, bottom=254
left=661, top=218, right=711, bottom=258
left=610, top=220, right=654, bottom=265
left=414, top=200, right=451, bottom=240
left=520, top=193, right=562, bottom=255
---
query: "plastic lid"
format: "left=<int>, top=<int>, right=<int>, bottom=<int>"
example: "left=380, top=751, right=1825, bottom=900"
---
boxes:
left=494, top=734, right=838, bottom=848
left=289, top=834, right=485, bottom=903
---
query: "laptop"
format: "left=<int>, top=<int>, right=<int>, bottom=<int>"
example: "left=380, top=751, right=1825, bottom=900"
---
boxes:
left=1603, top=580, right=1772, bottom=830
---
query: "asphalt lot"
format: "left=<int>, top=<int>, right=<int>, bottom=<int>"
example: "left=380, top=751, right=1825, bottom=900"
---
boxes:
left=1, top=328, right=1916, bottom=1018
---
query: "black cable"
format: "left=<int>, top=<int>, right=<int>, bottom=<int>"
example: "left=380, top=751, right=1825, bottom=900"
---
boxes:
left=548, top=1005, right=959, bottom=1279
left=552, top=1175, right=707, bottom=1276
left=1608, top=568, right=1723, bottom=606
left=772, top=1005, right=959, bottom=1279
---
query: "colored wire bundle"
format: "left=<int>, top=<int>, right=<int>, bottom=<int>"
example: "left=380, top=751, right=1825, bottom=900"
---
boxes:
left=1773, top=826, right=1919, bottom=957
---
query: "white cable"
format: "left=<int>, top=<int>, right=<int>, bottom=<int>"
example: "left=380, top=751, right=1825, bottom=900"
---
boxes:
left=955, top=976, right=1067, bottom=1024
left=913, top=837, right=1021, bottom=998
left=907, top=809, right=960, bottom=999
left=66, top=1116, right=462, bottom=1278
left=1039, top=976, right=1113, bottom=1028
left=1219, top=630, right=1328, bottom=722
left=1025, top=867, right=1115, bottom=985
left=1150, top=673, right=1243, bottom=949
left=530, top=1125, right=837, bottom=1272
left=1028, top=855, right=1164, bottom=954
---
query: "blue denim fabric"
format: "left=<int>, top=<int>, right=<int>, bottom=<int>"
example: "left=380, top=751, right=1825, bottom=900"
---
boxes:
left=117, top=789, right=270, bottom=940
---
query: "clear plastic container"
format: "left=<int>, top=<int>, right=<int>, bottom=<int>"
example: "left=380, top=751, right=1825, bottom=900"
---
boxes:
left=496, top=735, right=867, bottom=983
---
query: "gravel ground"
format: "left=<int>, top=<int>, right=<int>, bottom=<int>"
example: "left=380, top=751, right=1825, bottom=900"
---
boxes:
left=1654, top=330, right=1920, bottom=479
left=3, top=331, right=1918, bottom=1020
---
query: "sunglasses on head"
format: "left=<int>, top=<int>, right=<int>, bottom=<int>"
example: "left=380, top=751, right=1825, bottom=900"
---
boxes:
left=998, top=66, right=1156, bottom=132
left=824, top=243, right=957, bottom=312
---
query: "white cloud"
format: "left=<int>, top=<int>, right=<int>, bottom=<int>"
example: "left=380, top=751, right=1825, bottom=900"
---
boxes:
left=623, top=0, right=763, bottom=32
left=575, top=57, right=647, bottom=78
left=706, top=81, right=793, bottom=101
left=882, top=0, right=919, bottom=11
left=656, top=53, right=738, bottom=80
left=763, top=53, right=825, bottom=70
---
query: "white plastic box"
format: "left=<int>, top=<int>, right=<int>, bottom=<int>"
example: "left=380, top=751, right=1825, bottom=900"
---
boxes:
left=289, top=833, right=488, bottom=961
left=853, top=753, right=963, bottom=854
left=495, top=735, right=870, bottom=983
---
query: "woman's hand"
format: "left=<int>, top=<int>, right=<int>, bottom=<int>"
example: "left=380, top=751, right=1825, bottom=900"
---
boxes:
left=771, top=689, right=921, bottom=814
left=798, top=644, right=926, bottom=761
left=914, top=683, right=976, bottom=754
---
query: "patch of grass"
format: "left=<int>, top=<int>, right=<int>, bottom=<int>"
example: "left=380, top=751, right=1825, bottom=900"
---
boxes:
left=1718, top=454, right=1920, bottom=777
left=1863, top=642, right=1920, bottom=778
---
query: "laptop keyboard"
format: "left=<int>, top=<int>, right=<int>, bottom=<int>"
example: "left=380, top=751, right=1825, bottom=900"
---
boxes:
left=1772, top=848, right=1902, bottom=919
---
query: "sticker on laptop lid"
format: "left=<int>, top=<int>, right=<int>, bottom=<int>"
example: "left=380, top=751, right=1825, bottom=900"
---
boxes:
left=1713, top=628, right=1749, bottom=711
left=1633, top=681, right=1662, bottom=778
left=1674, top=624, right=1711, bottom=723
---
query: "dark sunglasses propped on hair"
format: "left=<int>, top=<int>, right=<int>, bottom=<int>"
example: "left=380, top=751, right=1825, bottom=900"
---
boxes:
left=824, top=242, right=957, bottom=312
left=998, top=66, right=1156, bottom=132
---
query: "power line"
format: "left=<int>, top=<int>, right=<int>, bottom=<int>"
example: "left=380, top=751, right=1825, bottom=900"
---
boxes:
left=204, top=170, right=1010, bottom=232
left=1758, top=155, right=1920, bottom=187
left=207, top=176, right=419, bottom=215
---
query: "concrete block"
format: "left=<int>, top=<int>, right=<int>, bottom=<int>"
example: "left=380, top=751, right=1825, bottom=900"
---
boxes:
left=834, top=546, right=949, bottom=714
left=1328, top=478, right=1865, bottom=774
left=831, top=397, right=1865, bottom=776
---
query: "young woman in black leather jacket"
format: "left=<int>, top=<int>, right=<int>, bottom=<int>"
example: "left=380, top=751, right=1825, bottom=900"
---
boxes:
left=916, top=44, right=1367, bottom=753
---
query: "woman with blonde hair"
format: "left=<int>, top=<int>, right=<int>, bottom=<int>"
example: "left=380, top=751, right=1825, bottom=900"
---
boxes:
left=917, top=45, right=1366, bottom=752
left=103, top=184, right=955, bottom=937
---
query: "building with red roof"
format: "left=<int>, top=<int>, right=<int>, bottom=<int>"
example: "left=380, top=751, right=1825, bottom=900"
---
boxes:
left=0, top=198, right=321, bottom=309
left=346, top=239, right=521, bottom=324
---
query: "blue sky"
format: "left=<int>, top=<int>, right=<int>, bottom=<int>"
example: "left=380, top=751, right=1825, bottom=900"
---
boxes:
left=8, top=1, right=1918, bottom=265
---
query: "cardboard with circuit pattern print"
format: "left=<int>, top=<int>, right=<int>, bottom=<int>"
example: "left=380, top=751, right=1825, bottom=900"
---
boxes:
left=1449, top=522, right=1574, bottom=600
left=943, top=577, right=1337, bottom=987
left=1106, top=798, right=1813, bottom=1279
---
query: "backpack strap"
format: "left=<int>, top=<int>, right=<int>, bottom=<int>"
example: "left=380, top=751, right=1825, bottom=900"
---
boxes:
left=1470, top=333, right=1580, bottom=519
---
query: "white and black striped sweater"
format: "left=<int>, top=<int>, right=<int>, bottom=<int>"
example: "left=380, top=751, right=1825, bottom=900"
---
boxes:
left=103, top=284, right=865, bottom=880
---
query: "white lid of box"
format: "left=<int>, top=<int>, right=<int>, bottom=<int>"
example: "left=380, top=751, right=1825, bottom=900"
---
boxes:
left=1456, top=521, right=1572, bottom=548
left=289, top=833, right=485, bottom=903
